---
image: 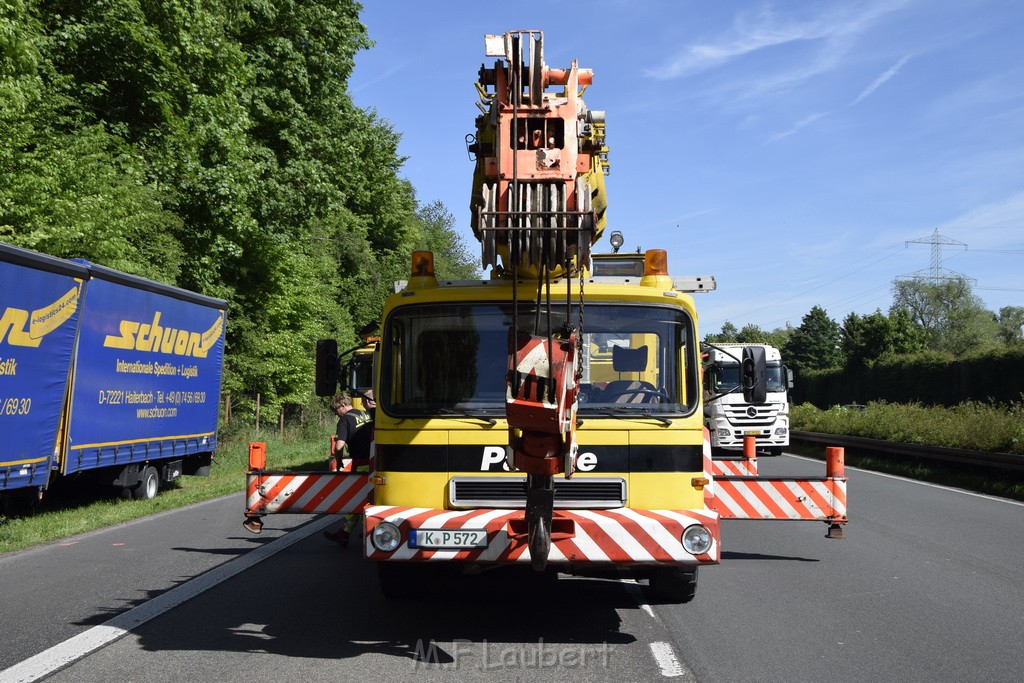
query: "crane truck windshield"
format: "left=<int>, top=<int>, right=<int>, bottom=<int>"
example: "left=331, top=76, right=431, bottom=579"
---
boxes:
left=380, top=302, right=698, bottom=418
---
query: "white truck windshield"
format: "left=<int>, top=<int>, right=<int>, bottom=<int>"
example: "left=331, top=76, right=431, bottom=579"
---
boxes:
left=711, top=362, right=786, bottom=394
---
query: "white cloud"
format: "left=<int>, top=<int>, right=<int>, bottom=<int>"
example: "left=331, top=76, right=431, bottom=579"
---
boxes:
left=851, top=54, right=912, bottom=106
left=766, top=111, right=829, bottom=142
left=647, top=1, right=911, bottom=80
left=765, top=53, right=911, bottom=142
left=943, top=190, right=1024, bottom=234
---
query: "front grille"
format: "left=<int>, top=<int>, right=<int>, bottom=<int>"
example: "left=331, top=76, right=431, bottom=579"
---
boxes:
left=449, top=476, right=626, bottom=509
left=723, top=403, right=781, bottom=426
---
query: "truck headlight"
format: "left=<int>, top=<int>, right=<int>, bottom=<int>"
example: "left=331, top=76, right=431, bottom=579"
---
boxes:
left=775, top=427, right=787, bottom=435
left=681, top=524, right=712, bottom=555
left=717, top=428, right=730, bottom=438
left=371, top=521, right=402, bottom=552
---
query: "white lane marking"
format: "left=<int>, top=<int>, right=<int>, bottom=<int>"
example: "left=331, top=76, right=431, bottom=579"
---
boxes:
left=0, top=515, right=334, bottom=683
left=783, top=453, right=1024, bottom=507
left=650, top=641, right=689, bottom=679
left=622, top=580, right=697, bottom=680
left=622, top=579, right=657, bottom=619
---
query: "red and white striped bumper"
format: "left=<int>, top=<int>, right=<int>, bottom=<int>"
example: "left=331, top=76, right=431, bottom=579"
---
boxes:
left=711, top=476, right=847, bottom=522
left=362, top=505, right=720, bottom=566
left=710, top=458, right=758, bottom=476
left=702, top=426, right=849, bottom=524
left=245, top=472, right=372, bottom=516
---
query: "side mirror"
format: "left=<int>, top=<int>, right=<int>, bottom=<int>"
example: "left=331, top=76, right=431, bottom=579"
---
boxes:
left=315, top=339, right=340, bottom=396
left=783, top=365, right=794, bottom=390
left=741, top=346, right=767, bottom=404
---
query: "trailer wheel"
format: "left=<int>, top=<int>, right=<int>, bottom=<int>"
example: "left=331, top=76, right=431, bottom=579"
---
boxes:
left=132, top=466, right=160, bottom=500
left=646, top=567, right=698, bottom=604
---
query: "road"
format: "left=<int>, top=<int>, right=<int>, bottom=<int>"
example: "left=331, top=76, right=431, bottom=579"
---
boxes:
left=1, top=454, right=1022, bottom=682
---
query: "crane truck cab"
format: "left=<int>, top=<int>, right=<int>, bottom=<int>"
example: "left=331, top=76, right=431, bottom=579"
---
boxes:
left=357, top=248, right=721, bottom=602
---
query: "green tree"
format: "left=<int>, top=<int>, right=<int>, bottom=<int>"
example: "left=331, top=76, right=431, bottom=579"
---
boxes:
left=705, top=321, right=789, bottom=348
left=891, top=278, right=999, bottom=356
left=887, top=308, right=929, bottom=356
left=739, top=323, right=792, bottom=349
left=765, top=324, right=793, bottom=351
left=0, top=0, right=182, bottom=279
left=841, top=308, right=927, bottom=367
left=997, top=306, right=1024, bottom=346
left=736, top=323, right=769, bottom=344
left=783, top=305, right=842, bottom=373
left=232, top=0, right=418, bottom=404
left=413, top=200, right=479, bottom=280
left=704, top=321, right=738, bottom=344
left=1, top=0, right=490, bottom=412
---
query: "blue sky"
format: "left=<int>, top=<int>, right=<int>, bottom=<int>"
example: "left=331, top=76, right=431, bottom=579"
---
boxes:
left=348, top=1, right=1024, bottom=337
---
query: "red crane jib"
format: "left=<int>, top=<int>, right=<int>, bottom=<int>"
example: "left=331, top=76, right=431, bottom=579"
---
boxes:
left=506, top=331, right=579, bottom=476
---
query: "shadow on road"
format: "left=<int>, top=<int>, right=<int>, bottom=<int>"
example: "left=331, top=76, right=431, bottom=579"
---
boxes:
left=721, top=550, right=819, bottom=562
left=85, top=537, right=641, bottom=668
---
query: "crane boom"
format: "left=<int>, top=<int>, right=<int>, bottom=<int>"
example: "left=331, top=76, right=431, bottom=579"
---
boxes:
left=469, top=30, right=609, bottom=275
left=468, top=31, right=611, bottom=568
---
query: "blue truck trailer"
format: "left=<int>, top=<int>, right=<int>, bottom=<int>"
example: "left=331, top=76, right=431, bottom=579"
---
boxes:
left=1, top=241, right=227, bottom=504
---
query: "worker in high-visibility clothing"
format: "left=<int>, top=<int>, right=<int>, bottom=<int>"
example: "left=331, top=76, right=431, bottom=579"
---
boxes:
left=323, top=391, right=374, bottom=547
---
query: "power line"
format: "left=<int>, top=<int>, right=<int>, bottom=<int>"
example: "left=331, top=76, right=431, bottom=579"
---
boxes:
left=760, top=284, right=892, bottom=328
left=729, top=244, right=904, bottom=320
left=714, top=228, right=1018, bottom=333
left=939, top=225, right=1024, bottom=230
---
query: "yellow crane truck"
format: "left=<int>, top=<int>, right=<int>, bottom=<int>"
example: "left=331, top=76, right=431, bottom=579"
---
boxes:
left=243, top=30, right=847, bottom=602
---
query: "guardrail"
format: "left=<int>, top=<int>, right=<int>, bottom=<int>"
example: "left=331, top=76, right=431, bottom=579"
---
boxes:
left=790, top=431, right=1024, bottom=474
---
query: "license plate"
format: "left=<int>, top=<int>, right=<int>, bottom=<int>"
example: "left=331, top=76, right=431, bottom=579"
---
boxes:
left=409, top=528, right=488, bottom=549
left=744, top=430, right=760, bottom=435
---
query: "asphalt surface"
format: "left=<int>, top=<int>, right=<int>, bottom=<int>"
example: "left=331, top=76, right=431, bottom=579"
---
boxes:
left=1, top=454, right=1022, bottom=682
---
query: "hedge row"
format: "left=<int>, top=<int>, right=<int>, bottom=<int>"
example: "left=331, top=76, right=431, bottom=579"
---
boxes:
left=791, top=348, right=1024, bottom=408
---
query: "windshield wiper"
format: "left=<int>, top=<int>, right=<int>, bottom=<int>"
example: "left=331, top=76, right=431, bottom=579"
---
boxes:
left=585, top=407, right=673, bottom=426
left=706, top=385, right=741, bottom=403
left=436, top=409, right=498, bottom=426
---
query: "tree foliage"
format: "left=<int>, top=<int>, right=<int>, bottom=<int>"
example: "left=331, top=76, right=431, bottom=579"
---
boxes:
left=703, top=321, right=738, bottom=344
left=0, top=0, right=183, bottom=280
left=782, top=305, right=842, bottom=373
left=891, top=277, right=1000, bottom=357
left=703, top=321, right=790, bottom=349
left=0, top=0, right=475, bottom=410
left=997, top=306, right=1024, bottom=346
left=840, top=308, right=927, bottom=367
left=412, top=200, right=479, bottom=280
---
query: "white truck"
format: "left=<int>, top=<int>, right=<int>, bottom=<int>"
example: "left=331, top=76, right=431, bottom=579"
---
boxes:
left=703, top=343, right=793, bottom=456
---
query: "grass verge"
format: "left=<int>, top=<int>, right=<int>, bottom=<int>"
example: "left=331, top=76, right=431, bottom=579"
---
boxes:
left=791, top=400, right=1024, bottom=454
left=791, top=400, right=1024, bottom=501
